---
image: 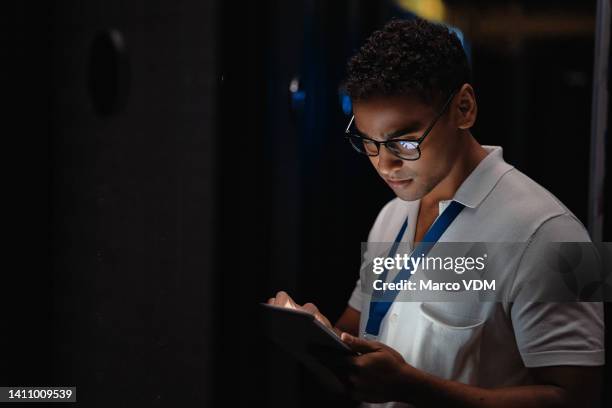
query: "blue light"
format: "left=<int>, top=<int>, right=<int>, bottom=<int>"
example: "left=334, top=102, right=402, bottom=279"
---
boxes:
left=338, top=91, right=352, bottom=116
left=448, top=26, right=465, bottom=48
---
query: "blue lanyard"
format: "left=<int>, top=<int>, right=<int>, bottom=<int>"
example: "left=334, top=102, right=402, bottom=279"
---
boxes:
left=364, top=200, right=465, bottom=338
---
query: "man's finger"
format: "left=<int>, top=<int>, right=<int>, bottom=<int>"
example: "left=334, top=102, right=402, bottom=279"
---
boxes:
left=301, top=302, right=318, bottom=314
left=341, top=332, right=380, bottom=353
left=274, top=291, right=288, bottom=305
left=267, top=297, right=275, bottom=305
left=274, top=291, right=297, bottom=309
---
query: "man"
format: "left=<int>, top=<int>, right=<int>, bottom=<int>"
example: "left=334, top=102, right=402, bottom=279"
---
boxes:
left=267, top=18, right=604, bottom=407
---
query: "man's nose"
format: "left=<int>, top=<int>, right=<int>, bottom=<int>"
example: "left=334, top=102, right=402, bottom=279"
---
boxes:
left=376, top=145, right=403, bottom=176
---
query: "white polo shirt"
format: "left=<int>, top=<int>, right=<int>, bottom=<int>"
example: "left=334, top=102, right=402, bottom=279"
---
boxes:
left=347, top=145, right=605, bottom=408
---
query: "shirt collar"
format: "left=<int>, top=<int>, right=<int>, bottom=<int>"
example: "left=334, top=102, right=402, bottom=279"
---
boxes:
left=440, top=145, right=514, bottom=211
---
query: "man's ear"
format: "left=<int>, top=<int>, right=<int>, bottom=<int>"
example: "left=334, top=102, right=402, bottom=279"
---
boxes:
left=456, top=83, right=477, bottom=130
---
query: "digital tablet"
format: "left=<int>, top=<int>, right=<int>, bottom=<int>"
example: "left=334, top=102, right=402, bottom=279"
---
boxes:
left=260, top=303, right=357, bottom=393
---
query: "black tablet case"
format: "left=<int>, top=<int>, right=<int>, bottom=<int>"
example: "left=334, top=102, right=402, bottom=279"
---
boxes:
left=260, top=303, right=357, bottom=393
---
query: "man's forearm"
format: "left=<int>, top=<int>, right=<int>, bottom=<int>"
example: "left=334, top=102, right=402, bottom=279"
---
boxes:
left=396, top=365, right=572, bottom=408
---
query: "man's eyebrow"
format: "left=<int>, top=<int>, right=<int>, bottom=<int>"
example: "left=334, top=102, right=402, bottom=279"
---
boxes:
left=354, top=122, right=423, bottom=140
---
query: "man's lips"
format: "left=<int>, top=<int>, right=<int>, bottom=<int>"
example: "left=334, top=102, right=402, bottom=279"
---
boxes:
left=385, top=178, right=413, bottom=188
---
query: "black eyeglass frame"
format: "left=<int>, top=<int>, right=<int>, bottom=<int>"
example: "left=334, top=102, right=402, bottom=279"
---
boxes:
left=344, top=88, right=459, bottom=161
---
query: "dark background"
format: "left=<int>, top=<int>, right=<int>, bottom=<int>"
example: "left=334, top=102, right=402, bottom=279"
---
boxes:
left=4, top=0, right=610, bottom=407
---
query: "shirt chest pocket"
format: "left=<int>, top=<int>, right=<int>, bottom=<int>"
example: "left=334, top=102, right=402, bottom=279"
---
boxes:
left=404, top=302, right=486, bottom=384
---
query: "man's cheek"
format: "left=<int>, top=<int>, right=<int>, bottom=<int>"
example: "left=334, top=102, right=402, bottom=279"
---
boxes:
left=368, top=156, right=379, bottom=169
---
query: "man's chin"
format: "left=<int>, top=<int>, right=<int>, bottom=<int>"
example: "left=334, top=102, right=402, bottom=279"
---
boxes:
left=391, top=187, right=424, bottom=202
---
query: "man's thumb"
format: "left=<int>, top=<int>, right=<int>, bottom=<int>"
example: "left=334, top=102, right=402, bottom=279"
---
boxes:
left=340, top=332, right=378, bottom=353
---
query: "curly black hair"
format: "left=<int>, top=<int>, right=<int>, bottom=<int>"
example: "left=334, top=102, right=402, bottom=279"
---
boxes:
left=344, top=17, right=471, bottom=108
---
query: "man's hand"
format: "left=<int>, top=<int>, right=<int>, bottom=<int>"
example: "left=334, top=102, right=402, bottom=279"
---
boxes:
left=340, top=332, right=420, bottom=403
left=267, top=291, right=334, bottom=332
left=340, top=333, right=603, bottom=408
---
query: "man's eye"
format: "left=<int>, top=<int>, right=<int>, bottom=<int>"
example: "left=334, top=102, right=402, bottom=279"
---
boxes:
left=395, top=140, right=419, bottom=150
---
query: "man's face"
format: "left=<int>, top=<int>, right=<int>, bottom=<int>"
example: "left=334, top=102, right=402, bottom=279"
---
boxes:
left=352, top=93, right=459, bottom=201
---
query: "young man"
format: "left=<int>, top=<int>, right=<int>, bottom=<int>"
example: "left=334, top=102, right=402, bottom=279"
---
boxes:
left=267, top=18, right=604, bottom=407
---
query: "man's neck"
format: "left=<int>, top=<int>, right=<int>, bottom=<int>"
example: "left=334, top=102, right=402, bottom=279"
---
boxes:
left=421, top=134, right=488, bottom=210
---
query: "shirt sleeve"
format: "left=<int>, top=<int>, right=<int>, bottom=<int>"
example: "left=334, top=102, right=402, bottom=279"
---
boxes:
left=347, top=226, right=376, bottom=312
left=509, top=213, right=605, bottom=367
left=347, top=199, right=400, bottom=312
left=347, top=278, right=363, bottom=311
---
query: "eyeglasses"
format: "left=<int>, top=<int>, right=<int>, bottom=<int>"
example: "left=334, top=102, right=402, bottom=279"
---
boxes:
left=344, top=89, right=458, bottom=161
